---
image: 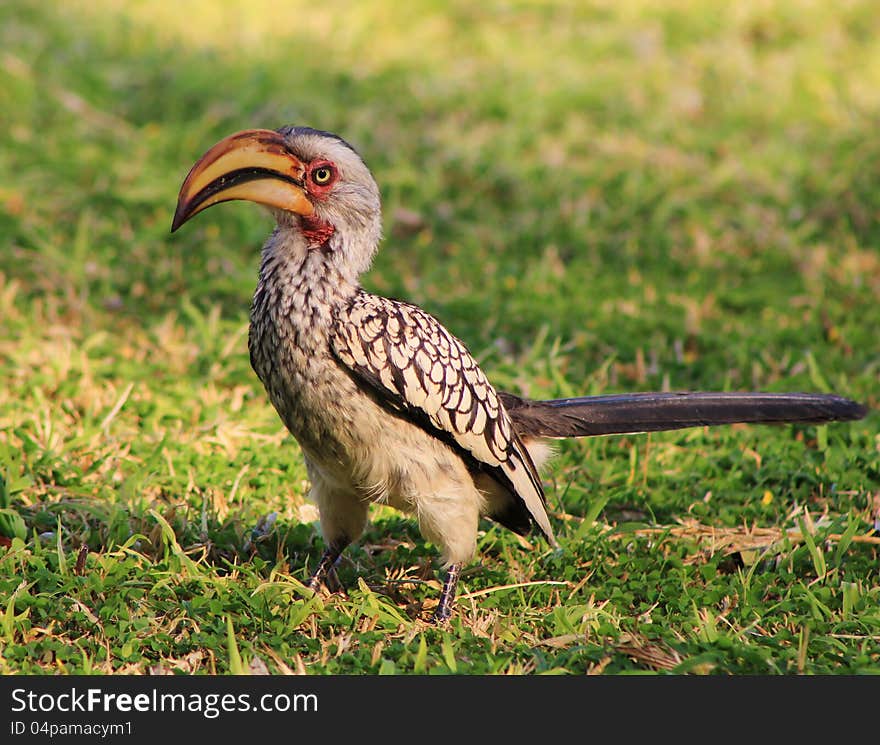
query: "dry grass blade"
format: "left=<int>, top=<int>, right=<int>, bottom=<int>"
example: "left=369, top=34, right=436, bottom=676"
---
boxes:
left=605, top=517, right=880, bottom=564
left=457, top=580, right=570, bottom=601
left=615, top=633, right=682, bottom=672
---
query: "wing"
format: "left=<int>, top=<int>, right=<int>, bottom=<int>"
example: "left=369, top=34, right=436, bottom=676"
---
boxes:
left=331, top=292, right=556, bottom=543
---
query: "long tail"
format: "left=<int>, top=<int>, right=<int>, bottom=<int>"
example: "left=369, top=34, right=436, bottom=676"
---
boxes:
left=500, top=391, right=868, bottom=438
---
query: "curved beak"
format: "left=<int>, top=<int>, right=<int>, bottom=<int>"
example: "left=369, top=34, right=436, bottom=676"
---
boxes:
left=171, top=128, right=314, bottom=232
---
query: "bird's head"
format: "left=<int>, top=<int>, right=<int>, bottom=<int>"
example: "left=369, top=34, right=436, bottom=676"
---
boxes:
left=172, top=126, right=382, bottom=273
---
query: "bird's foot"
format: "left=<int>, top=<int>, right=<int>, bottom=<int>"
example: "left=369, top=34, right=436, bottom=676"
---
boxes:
left=306, top=542, right=347, bottom=594
left=307, top=565, right=342, bottom=594
left=307, top=569, right=341, bottom=593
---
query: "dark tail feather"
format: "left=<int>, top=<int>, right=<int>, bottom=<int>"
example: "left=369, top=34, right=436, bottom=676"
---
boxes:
left=500, top=391, right=868, bottom=438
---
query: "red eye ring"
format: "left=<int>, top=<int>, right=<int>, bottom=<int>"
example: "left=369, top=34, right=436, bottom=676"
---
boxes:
left=309, top=162, right=337, bottom=187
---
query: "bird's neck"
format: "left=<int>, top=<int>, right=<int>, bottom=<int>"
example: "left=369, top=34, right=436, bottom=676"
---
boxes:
left=252, top=227, right=362, bottom=341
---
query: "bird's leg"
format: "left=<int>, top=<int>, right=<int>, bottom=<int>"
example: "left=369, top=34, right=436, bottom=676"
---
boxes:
left=307, top=539, right=348, bottom=593
left=432, top=563, right=463, bottom=624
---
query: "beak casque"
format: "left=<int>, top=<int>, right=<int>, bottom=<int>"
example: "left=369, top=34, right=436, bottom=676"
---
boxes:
left=171, top=128, right=314, bottom=232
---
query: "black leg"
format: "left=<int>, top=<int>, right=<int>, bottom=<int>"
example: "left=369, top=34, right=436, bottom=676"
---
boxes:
left=432, top=562, right=462, bottom=624
left=307, top=539, right=348, bottom=593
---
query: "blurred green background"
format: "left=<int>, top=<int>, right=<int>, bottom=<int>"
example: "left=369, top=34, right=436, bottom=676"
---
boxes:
left=0, top=0, right=878, bottom=674
left=3, top=1, right=879, bottom=384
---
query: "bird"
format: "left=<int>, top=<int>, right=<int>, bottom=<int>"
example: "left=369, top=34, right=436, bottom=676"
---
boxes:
left=171, top=126, right=868, bottom=622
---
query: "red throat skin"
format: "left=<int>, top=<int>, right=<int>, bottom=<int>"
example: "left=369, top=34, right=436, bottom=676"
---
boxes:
left=301, top=215, right=336, bottom=249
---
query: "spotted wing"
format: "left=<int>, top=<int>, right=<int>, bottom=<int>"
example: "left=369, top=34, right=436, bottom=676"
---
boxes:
left=331, top=292, right=555, bottom=543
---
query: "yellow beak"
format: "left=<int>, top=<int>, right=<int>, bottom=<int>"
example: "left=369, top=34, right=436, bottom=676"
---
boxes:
left=171, top=128, right=314, bottom=232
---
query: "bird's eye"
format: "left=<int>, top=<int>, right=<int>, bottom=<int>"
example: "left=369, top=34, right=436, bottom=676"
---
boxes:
left=311, top=165, right=335, bottom=186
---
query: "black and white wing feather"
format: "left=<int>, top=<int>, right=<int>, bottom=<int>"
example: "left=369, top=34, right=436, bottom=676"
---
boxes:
left=331, top=292, right=555, bottom=543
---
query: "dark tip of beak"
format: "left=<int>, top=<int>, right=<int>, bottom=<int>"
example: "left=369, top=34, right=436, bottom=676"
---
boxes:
left=170, top=203, right=188, bottom=233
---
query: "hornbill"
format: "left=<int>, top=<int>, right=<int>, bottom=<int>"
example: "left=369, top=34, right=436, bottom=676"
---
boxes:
left=172, top=126, right=867, bottom=622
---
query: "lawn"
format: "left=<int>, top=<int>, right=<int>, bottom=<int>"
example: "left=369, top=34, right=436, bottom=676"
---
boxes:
left=1, top=0, right=878, bottom=674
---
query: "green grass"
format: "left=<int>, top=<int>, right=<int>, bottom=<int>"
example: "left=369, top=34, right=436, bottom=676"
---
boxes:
left=1, top=0, right=878, bottom=674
